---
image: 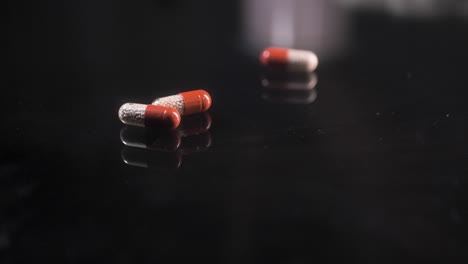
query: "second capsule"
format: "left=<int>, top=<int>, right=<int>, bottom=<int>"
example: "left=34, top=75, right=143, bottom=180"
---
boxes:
left=260, top=47, right=318, bottom=73
left=152, top=90, right=212, bottom=115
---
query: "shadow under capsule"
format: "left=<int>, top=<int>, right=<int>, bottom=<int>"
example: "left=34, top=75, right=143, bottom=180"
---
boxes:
left=260, top=72, right=318, bottom=104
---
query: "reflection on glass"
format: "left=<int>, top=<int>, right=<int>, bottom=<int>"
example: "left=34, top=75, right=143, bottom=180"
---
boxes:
left=261, top=90, right=317, bottom=104
left=177, top=131, right=212, bottom=154
left=120, top=112, right=212, bottom=151
left=121, top=147, right=183, bottom=169
left=260, top=73, right=318, bottom=104
left=261, top=72, right=318, bottom=91
left=120, top=126, right=181, bottom=151
left=120, top=112, right=212, bottom=169
left=177, top=112, right=212, bottom=137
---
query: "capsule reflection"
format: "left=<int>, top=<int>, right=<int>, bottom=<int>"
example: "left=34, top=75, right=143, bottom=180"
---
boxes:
left=120, top=112, right=212, bottom=152
left=121, top=147, right=183, bottom=169
left=178, top=131, right=212, bottom=154
left=261, top=90, right=317, bottom=104
left=120, top=126, right=181, bottom=151
left=120, top=112, right=213, bottom=169
left=120, top=131, right=211, bottom=169
left=261, top=72, right=318, bottom=91
left=177, top=112, right=212, bottom=137
left=260, top=73, right=318, bottom=104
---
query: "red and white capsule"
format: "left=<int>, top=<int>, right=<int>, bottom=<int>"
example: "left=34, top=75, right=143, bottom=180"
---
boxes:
left=260, top=47, right=318, bottom=73
left=118, top=103, right=181, bottom=128
left=152, top=90, right=212, bottom=115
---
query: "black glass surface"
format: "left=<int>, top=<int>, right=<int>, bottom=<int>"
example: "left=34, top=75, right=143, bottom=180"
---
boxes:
left=4, top=1, right=468, bottom=263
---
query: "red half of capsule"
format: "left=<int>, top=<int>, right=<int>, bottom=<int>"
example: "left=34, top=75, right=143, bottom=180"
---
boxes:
left=259, top=47, right=289, bottom=70
left=144, top=105, right=181, bottom=129
left=179, top=90, right=212, bottom=115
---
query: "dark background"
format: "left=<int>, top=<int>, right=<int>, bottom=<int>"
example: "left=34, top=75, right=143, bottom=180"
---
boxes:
left=4, top=0, right=468, bottom=263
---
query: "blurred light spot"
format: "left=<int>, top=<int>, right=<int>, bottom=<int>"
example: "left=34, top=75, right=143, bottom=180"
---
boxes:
left=271, top=0, right=295, bottom=47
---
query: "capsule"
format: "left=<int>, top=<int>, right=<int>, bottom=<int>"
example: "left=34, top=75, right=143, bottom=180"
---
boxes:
left=152, top=90, right=212, bottom=115
left=118, top=103, right=181, bottom=128
left=260, top=47, right=318, bottom=73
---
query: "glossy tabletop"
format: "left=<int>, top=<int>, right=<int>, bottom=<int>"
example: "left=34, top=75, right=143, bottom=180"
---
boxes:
left=4, top=1, right=468, bottom=263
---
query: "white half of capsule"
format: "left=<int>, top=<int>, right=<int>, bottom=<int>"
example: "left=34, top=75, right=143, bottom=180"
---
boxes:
left=287, top=49, right=319, bottom=73
left=118, top=103, right=147, bottom=127
left=152, top=95, right=185, bottom=115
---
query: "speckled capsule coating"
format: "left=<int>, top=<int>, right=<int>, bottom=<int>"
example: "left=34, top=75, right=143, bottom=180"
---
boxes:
left=118, top=103, right=181, bottom=128
left=260, top=47, right=318, bottom=73
left=152, top=90, right=212, bottom=115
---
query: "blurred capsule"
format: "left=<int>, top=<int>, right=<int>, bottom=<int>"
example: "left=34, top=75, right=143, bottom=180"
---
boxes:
left=261, top=72, right=318, bottom=91
left=121, top=147, right=183, bottom=169
left=260, top=47, right=318, bottom=73
left=118, top=103, right=181, bottom=128
left=152, top=90, right=212, bottom=115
